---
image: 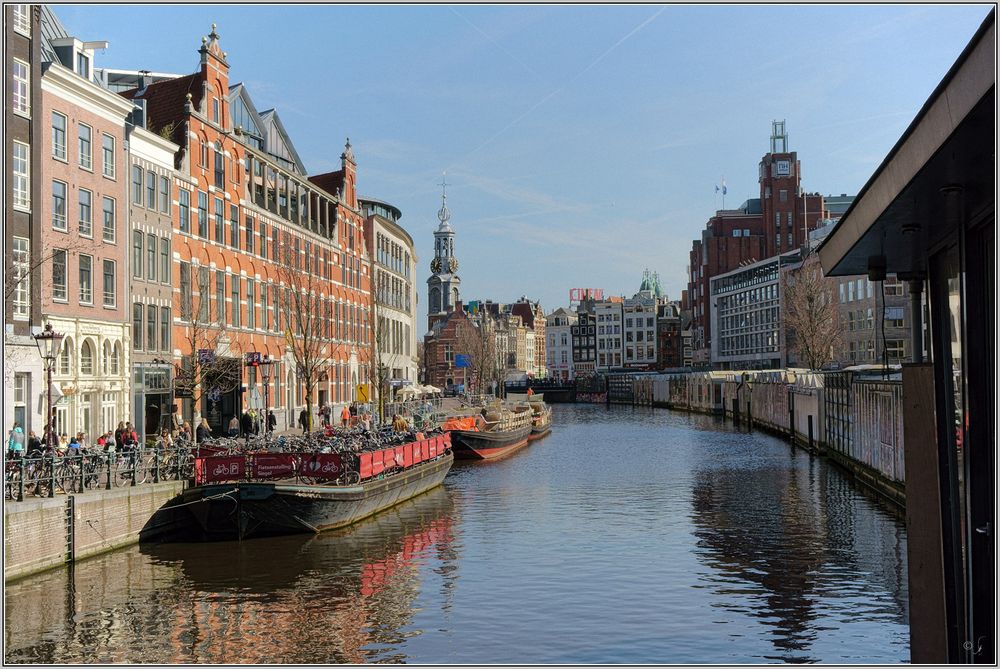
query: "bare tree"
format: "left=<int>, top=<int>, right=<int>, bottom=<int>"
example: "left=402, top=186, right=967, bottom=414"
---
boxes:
left=275, top=245, right=334, bottom=434
left=782, top=257, right=841, bottom=370
left=175, top=273, right=244, bottom=447
left=368, top=276, right=405, bottom=424
left=456, top=313, right=505, bottom=397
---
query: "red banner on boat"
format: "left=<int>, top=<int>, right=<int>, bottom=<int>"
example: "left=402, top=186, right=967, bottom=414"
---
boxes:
left=252, top=453, right=296, bottom=480
left=299, top=453, right=343, bottom=479
left=359, top=452, right=373, bottom=479
left=195, top=455, right=246, bottom=484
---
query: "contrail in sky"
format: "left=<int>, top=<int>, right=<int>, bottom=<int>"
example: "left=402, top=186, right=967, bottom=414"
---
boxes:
left=449, top=7, right=545, bottom=82
left=447, top=6, right=668, bottom=172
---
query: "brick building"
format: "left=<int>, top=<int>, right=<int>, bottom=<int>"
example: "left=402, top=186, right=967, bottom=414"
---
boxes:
left=4, top=3, right=44, bottom=435
left=120, top=25, right=371, bottom=433
left=656, top=302, right=683, bottom=370
left=510, top=298, right=546, bottom=378
left=423, top=305, right=476, bottom=390
left=686, top=121, right=827, bottom=364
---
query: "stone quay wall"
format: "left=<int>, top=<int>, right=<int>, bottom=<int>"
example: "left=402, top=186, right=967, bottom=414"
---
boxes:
left=4, top=481, right=187, bottom=582
left=630, top=368, right=906, bottom=507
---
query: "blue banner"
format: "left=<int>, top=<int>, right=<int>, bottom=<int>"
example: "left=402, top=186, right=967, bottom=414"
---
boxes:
left=454, top=354, right=471, bottom=368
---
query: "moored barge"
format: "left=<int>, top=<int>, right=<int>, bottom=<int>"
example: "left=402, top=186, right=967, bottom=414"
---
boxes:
left=170, top=434, right=453, bottom=541
left=448, top=407, right=534, bottom=460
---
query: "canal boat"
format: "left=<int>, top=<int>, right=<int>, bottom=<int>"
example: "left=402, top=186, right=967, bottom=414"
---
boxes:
left=529, top=403, right=553, bottom=440
left=166, top=434, right=453, bottom=541
left=448, top=406, right=534, bottom=460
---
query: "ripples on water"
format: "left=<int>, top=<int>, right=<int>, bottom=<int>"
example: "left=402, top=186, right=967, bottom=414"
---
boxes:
left=5, top=405, right=909, bottom=663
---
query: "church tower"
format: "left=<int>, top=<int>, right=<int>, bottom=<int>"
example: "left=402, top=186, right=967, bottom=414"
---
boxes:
left=427, top=175, right=461, bottom=330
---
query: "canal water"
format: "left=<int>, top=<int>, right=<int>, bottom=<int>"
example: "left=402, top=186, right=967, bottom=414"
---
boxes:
left=4, top=405, right=909, bottom=664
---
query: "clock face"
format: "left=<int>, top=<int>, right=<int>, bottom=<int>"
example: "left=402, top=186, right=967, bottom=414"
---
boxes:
left=448, top=258, right=459, bottom=273
left=430, top=257, right=442, bottom=273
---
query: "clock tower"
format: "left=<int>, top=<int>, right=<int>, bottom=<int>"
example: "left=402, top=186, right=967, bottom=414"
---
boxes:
left=427, top=175, right=461, bottom=330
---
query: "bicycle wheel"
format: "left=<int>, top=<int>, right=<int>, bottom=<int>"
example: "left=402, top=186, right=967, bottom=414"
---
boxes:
left=54, top=464, right=76, bottom=494
left=113, top=458, right=133, bottom=487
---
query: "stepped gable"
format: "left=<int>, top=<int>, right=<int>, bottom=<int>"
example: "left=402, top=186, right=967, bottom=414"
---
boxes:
left=118, top=72, right=202, bottom=146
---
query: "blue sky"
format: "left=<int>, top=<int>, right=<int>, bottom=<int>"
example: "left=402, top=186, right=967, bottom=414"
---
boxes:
left=57, top=3, right=992, bottom=312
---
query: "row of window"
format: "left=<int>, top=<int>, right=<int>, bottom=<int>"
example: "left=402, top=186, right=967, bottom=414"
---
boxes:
left=178, top=190, right=365, bottom=289
left=51, top=250, right=117, bottom=308
left=376, top=232, right=411, bottom=279
left=52, top=180, right=117, bottom=241
left=56, top=337, right=123, bottom=377
left=52, top=112, right=117, bottom=178
left=131, top=231, right=171, bottom=285
left=132, top=303, right=171, bottom=353
left=131, top=165, right=171, bottom=213
left=177, top=261, right=370, bottom=343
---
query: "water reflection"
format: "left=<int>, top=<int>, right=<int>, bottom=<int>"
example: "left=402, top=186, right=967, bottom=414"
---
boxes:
left=5, top=487, right=457, bottom=664
left=690, top=445, right=908, bottom=662
left=5, top=405, right=909, bottom=664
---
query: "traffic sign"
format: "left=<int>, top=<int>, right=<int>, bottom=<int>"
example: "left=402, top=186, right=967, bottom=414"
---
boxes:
left=356, top=383, right=370, bottom=402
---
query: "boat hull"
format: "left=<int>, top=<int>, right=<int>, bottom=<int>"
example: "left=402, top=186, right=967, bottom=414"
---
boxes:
left=528, top=424, right=551, bottom=440
left=174, top=452, right=453, bottom=541
left=450, top=425, right=532, bottom=460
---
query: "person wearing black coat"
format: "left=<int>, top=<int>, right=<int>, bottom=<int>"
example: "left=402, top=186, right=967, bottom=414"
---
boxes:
left=267, top=410, right=277, bottom=436
left=240, top=410, right=253, bottom=439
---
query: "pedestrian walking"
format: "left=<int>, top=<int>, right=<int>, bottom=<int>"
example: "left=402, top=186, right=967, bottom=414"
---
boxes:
left=266, top=410, right=277, bottom=436
left=196, top=418, right=212, bottom=443
left=7, top=426, right=25, bottom=459
left=340, top=405, right=350, bottom=428
left=299, top=408, right=309, bottom=434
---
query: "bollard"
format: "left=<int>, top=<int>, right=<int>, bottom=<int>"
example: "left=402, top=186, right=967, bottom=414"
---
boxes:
left=808, top=415, right=814, bottom=450
left=789, top=406, right=795, bottom=442
left=106, top=452, right=113, bottom=490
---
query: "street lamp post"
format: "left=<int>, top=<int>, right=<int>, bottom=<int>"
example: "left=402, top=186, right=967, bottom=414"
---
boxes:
left=260, top=355, right=273, bottom=440
left=33, top=324, right=64, bottom=450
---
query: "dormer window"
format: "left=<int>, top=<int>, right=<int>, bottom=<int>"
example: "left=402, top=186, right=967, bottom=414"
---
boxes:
left=76, top=52, right=90, bottom=79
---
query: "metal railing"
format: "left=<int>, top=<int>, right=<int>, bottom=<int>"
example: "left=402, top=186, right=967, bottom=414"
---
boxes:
left=4, top=446, right=203, bottom=502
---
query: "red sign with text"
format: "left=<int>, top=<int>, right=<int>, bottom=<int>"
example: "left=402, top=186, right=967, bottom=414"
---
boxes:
left=252, top=454, right=296, bottom=480
left=298, top=453, right=344, bottom=479
left=195, top=455, right=246, bottom=484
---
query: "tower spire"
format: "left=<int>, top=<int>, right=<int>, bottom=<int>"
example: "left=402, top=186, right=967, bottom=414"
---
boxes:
left=437, top=171, right=451, bottom=225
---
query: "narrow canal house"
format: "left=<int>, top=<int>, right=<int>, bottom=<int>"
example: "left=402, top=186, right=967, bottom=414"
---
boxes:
left=120, top=25, right=372, bottom=435
left=39, top=32, right=134, bottom=441
left=818, top=10, right=994, bottom=663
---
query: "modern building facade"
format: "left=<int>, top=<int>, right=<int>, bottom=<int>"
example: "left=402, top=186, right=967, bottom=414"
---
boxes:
left=710, top=252, right=801, bottom=370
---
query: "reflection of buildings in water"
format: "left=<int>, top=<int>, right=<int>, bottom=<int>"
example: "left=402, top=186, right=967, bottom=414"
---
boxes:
left=690, top=462, right=829, bottom=660
left=690, top=458, right=908, bottom=661
left=4, top=487, right=458, bottom=664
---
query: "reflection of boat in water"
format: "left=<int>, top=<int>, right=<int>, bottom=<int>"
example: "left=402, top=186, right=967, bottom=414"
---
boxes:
left=448, top=406, right=533, bottom=460
left=140, top=485, right=456, bottom=594
left=135, top=486, right=458, bottom=664
left=167, top=436, right=453, bottom=541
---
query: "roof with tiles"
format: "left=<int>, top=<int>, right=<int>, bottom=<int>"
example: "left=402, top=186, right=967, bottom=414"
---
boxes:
left=118, top=72, right=203, bottom=147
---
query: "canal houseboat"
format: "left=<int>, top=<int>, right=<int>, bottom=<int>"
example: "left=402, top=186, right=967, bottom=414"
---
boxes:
left=168, top=435, right=453, bottom=541
left=529, top=403, right=552, bottom=440
left=448, top=406, right=534, bottom=460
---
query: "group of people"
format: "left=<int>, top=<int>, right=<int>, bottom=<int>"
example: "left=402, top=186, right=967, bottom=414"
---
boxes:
left=226, top=408, right=278, bottom=440
left=6, top=420, right=152, bottom=460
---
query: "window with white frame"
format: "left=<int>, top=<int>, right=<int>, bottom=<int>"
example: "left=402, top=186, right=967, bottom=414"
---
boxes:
left=52, top=180, right=67, bottom=230
left=13, top=373, right=28, bottom=431
left=132, top=165, right=143, bottom=204
left=132, top=231, right=142, bottom=278
left=102, top=134, right=115, bottom=178
left=101, top=393, right=116, bottom=433
left=102, top=260, right=116, bottom=307
left=102, top=196, right=115, bottom=242
left=146, top=170, right=156, bottom=209
left=80, top=340, right=94, bottom=375
left=111, top=343, right=121, bottom=375
left=12, top=5, right=31, bottom=35
left=12, top=237, right=29, bottom=318
left=58, top=338, right=72, bottom=375
left=13, top=141, right=30, bottom=209
left=79, top=254, right=93, bottom=304
left=159, top=238, right=169, bottom=284
left=51, top=112, right=67, bottom=159
left=78, top=123, right=92, bottom=169
left=12, top=59, right=29, bottom=116
left=52, top=250, right=67, bottom=300
left=79, top=189, right=92, bottom=237
left=159, top=175, right=170, bottom=213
